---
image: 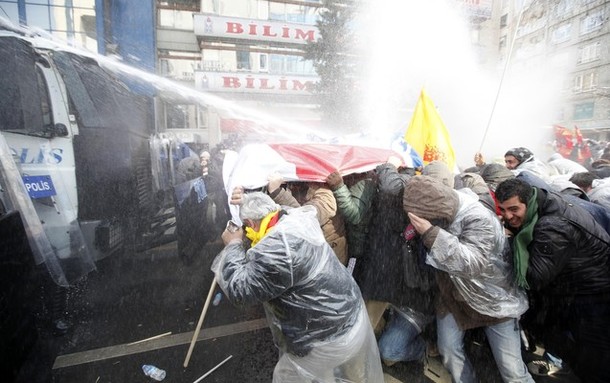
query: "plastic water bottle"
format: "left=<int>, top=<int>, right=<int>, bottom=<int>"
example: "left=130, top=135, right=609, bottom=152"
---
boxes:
left=212, top=292, right=222, bottom=306
left=142, top=364, right=166, bottom=381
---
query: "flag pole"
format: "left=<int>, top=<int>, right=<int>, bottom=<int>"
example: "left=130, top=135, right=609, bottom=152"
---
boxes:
left=183, top=276, right=218, bottom=368
left=478, top=1, right=532, bottom=152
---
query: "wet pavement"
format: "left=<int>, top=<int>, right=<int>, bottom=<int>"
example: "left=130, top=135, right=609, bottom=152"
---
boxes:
left=12, top=240, right=581, bottom=383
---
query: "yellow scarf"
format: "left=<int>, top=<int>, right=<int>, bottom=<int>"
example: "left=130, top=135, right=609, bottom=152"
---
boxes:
left=245, top=210, right=280, bottom=247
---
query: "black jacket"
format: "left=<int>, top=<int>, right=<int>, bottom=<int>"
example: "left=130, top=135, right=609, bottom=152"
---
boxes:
left=527, top=188, right=610, bottom=297
left=354, top=164, right=435, bottom=314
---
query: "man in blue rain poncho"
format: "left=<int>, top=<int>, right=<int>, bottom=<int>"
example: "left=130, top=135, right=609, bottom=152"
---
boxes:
left=211, top=192, right=383, bottom=383
left=403, top=176, right=533, bottom=383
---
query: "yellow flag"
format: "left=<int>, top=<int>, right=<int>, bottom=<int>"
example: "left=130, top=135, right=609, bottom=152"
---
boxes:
left=405, top=88, right=456, bottom=171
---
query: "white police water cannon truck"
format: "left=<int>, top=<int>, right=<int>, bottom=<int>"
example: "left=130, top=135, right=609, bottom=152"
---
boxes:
left=0, top=21, right=198, bottom=309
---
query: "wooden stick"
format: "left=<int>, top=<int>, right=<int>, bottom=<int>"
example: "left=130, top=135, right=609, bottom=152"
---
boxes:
left=126, top=331, right=172, bottom=346
left=192, top=354, right=233, bottom=383
left=183, top=276, right=218, bottom=368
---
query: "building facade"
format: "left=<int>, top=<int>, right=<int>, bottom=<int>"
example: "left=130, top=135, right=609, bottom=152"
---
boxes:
left=156, top=0, right=322, bottom=148
left=491, top=0, right=610, bottom=140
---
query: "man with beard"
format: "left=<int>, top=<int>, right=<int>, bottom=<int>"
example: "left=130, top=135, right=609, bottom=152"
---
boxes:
left=495, top=178, right=610, bottom=383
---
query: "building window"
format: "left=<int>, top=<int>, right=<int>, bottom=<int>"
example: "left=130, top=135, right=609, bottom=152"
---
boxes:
left=259, top=53, right=268, bottom=72
left=578, top=41, right=601, bottom=64
left=573, top=74, right=583, bottom=93
left=499, top=35, right=506, bottom=50
left=574, top=102, right=594, bottom=120
left=580, top=10, right=604, bottom=35
left=159, top=0, right=199, bottom=9
left=551, top=23, right=571, bottom=44
left=158, top=8, right=195, bottom=30
left=553, top=0, right=574, bottom=18
left=158, top=50, right=200, bottom=80
left=236, top=49, right=250, bottom=70
left=6, top=1, right=97, bottom=51
left=269, top=54, right=315, bottom=76
left=0, top=1, right=19, bottom=23
left=500, top=14, right=507, bottom=28
left=268, top=2, right=318, bottom=24
left=583, top=72, right=598, bottom=91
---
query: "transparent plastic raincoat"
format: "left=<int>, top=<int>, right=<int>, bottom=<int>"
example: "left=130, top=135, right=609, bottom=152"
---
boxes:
left=211, top=205, right=383, bottom=382
left=425, top=190, right=529, bottom=319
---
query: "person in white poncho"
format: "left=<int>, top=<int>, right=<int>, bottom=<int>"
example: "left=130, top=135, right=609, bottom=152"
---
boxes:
left=403, top=176, right=533, bottom=383
left=212, top=192, right=383, bottom=383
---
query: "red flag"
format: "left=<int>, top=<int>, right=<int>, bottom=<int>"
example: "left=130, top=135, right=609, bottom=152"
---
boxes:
left=553, top=125, right=573, bottom=158
left=574, top=126, right=591, bottom=164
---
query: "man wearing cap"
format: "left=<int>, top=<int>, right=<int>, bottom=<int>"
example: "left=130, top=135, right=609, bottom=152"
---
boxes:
left=403, top=176, right=533, bottom=383
left=504, top=147, right=556, bottom=181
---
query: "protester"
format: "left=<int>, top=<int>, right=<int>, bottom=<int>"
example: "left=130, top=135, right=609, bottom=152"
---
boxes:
left=352, top=157, right=436, bottom=369
left=495, top=178, right=610, bottom=383
left=173, top=154, right=207, bottom=259
left=480, top=163, right=515, bottom=192
left=325, top=170, right=376, bottom=262
left=422, top=160, right=455, bottom=188
left=212, top=192, right=384, bottom=382
left=547, top=153, right=587, bottom=175
left=504, top=147, right=556, bottom=181
left=569, top=171, right=610, bottom=208
left=266, top=174, right=348, bottom=265
left=204, top=143, right=232, bottom=240
left=403, top=176, right=533, bottom=383
left=455, top=172, right=496, bottom=213
left=569, top=171, right=599, bottom=194
left=199, top=150, right=210, bottom=176
left=590, top=158, right=610, bottom=178
left=327, top=167, right=433, bottom=367
left=586, top=177, right=610, bottom=209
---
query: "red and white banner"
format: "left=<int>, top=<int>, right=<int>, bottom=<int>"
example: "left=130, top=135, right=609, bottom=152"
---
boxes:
left=223, top=143, right=404, bottom=224
left=224, top=142, right=403, bottom=190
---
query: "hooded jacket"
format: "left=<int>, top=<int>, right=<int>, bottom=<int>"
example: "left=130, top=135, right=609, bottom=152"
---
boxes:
left=404, top=177, right=529, bottom=328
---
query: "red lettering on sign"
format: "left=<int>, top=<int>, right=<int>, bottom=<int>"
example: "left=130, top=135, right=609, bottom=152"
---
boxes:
left=262, top=25, right=277, bottom=37
left=282, top=26, right=290, bottom=38
left=295, top=29, right=315, bottom=41
left=259, top=78, right=275, bottom=90
left=279, top=78, right=288, bottom=90
left=292, top=80, right=309, bottom=91
left=222, top=77, right=241, bottom=88
left=226, top=22, right=243, bottom=34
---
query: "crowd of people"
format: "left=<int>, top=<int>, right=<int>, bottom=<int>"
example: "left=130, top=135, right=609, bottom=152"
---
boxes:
left=204, top=141, right=610, bottom=383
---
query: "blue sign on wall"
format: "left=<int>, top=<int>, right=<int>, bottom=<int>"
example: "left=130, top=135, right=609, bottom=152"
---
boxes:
left=22, top=175, right=57, bottom=199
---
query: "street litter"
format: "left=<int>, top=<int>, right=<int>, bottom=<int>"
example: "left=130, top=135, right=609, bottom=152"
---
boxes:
left=193, top=355, right=233, bottom=383
left=127, top=332, right=172, bottom=346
